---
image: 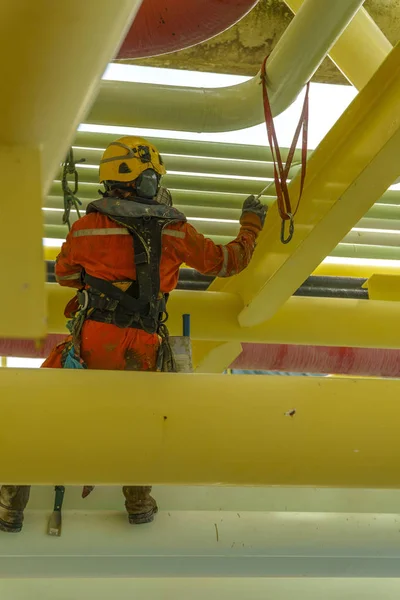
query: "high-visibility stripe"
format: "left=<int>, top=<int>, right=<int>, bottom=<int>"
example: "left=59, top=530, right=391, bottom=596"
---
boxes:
left=72, top=228, right=130, bottom=238
left=217, top=246, right=229, bottom=277
left=162, top=229, right=185, bottom=239
left=56, top=272, right=81, bottom=281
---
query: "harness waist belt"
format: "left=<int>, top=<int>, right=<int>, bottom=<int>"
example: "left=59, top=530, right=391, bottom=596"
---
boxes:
left=84, top=274, right=148, bottom=313
left=79, top=275, right=167, bottom=333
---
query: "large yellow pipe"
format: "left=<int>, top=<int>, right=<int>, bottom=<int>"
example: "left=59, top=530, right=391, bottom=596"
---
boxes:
left=3, top=369, right=400, bottom=486
left=285, top=1, right=392, bottom=90
left=0, top=0, right=142, bottom=194
left=0, top=0, right=142, bottom=338
left=47, top=284, right=400, bottom=349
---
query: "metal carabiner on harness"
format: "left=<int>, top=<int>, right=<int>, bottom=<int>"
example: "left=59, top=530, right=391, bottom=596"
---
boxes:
left=280, top=213, right=294, bottom=245
left=77, top=289, right=89, bottom=311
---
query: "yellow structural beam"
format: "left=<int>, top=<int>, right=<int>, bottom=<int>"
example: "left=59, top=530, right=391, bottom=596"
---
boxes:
left=192, top=341, right=243, bottom=373
left=0, top=0, right=142, bottom=337
left=364, top=274, right=400, bottom=302
left=210, top=42, right=400, bottom=328
left=313, top=260, right=400, bottom=279
left=285, top=1, right=391, bottom=90
left=0, top=0, right=142, bottom=195
left=0, top=147, right=46, bottom=338
left=3, top=369, right=400, bottom=486
left=47, top=284, right=400, bottom=349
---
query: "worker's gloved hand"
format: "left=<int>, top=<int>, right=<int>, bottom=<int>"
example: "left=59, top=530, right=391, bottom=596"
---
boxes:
left=240, top=195, right=268, bottom=231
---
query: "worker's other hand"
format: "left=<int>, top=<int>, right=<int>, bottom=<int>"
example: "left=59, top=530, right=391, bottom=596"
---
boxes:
left=240, top=195, right=268, bottom=230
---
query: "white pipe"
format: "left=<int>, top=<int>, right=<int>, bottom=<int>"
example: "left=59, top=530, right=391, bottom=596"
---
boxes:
left=2, top=579, right=400, bottom=600
left=285, top=1, right=392, bottom=90
left=2, top=509, right=400, bottom=577
left=87, top=0, right=365, bottom=132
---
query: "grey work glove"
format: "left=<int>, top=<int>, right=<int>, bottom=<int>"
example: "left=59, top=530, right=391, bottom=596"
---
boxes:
left=240, top=195, right=268, bottom=229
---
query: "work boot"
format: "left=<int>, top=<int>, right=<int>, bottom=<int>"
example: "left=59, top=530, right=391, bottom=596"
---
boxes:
left=122, top=486, right=158, bottom=524
left=0, top=486, right=31, bottom=533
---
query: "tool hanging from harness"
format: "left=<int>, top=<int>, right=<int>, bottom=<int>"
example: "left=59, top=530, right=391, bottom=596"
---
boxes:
left=259, top=56, right=310, bottom=244
left=64, top=197, right=187, bottom=370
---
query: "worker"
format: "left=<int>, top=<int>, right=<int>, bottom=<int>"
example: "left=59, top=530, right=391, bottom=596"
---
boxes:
left=0, top=136, right=267, bottom=533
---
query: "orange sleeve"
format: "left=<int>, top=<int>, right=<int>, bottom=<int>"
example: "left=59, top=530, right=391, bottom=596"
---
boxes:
left=54, top=222, right=83, bottom=289
left=164, top=215, right=261, bottom=277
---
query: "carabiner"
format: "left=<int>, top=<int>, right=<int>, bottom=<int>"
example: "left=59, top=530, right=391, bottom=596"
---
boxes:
left=78, top=289, right=89, bottom=311
left=280, top=213, right=294, bottom=244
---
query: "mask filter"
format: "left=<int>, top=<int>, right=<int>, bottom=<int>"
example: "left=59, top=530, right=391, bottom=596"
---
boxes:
left=156, top=186, right=173, bottom=206
left=135, top=168, right=159, bottom=199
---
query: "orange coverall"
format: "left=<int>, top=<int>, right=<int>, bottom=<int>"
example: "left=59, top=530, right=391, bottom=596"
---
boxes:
left=42, top=207, right=262, bottom=371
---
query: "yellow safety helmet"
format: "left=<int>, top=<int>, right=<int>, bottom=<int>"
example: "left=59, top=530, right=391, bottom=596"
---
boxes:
left=99, top=136, right=166, bottom=184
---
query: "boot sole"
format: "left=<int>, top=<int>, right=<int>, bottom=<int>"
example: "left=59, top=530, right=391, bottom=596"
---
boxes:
left=0, top=519, right=22, bottom=533
left=129, top=507, right=158, bottom=525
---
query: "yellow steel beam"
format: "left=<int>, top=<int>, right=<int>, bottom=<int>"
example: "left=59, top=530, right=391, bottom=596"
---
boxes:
left=285, top=1, right=391, bottom=90
left=47, top=284, right=400, bottom=349
left=0, top=0, right=142, bottom=195
left=192, top=341, right=243, bottom=373
left=209, top=42, right=400, bottom=328
left=0, top=0, right=142, bottom=338
left=313, top=260, right=400, bottom=279
left=3, top=369, right=400, bottom=486
left=0, top=146, right=46, bottom=338
left=363, top=274, right=400, bottom=301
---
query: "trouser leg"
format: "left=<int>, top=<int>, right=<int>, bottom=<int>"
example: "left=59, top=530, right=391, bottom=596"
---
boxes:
left=0, top=485, right=31, bottom=533
left=122, top=486, right=158, bottom=524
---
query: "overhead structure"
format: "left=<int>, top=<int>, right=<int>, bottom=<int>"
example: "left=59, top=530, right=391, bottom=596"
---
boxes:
left=88, top=0, right=365, bottom=131
left=285, top=0, right=392, bottom=89
left=117, top=0, right=259, bottom=59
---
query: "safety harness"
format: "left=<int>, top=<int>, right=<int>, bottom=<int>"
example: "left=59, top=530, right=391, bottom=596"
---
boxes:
left=64, top=196, right=186, bottom=368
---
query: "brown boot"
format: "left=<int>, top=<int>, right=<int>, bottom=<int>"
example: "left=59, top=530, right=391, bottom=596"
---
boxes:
left=0, top=486, right=31, bottom=533
left=122, top=486, right=158, bottom=524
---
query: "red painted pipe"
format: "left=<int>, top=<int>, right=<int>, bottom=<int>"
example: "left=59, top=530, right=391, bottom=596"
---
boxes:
left=230, top=344, right=400, bottom=377
left=117, top=0, right=259, bottom=59
left=2, top=336, right=400, bottom=377
left=0, top=335, right=65, bottom=361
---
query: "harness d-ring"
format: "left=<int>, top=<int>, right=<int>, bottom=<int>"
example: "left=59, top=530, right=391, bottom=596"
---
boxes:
left=78, top=289, right=89, bottom=311
left=281, top=213, right=294, bottom=245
